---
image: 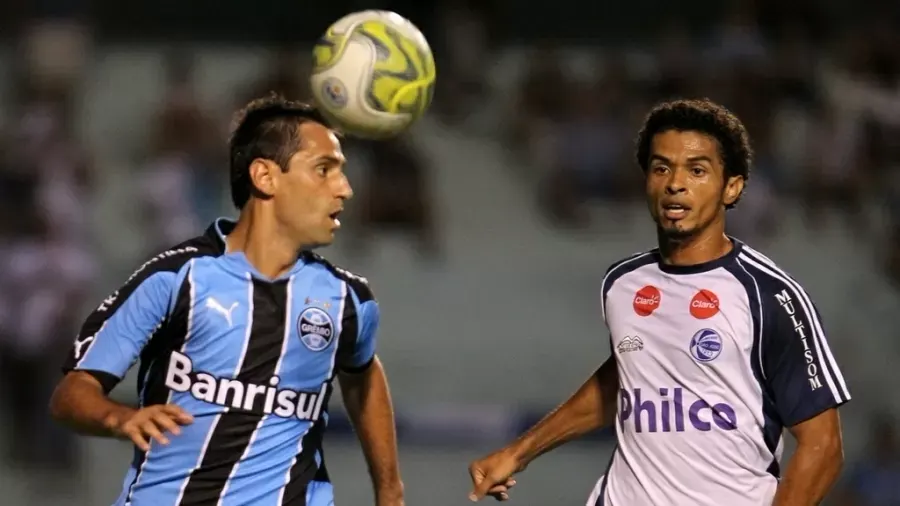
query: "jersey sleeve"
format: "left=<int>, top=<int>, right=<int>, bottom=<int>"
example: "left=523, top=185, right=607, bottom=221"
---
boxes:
left=600, top=251, right=656, bottom=328
left=62, top=257, right=184, bottom=392
left=761, top=280, right=851, bottom=427
left=345, top=299, right=379, bottom=372
left=336, top=276, right=379, bottom=374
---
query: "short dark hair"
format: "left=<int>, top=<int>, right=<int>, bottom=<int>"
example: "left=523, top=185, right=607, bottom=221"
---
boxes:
left=635, top=98, right=753, bottom=209
left=228, top=94, right=331, bottom=209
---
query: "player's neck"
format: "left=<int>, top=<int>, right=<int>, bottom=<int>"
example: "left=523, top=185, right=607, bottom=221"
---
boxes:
left=657, top=227, right=733, bottom=267
left=226, top=208, right=301, bottom=279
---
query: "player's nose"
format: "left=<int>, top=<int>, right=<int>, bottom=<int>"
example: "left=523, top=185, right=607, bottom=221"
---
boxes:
left=665, top=168, right=688, bottom=194
left=335, top=173, right=353, bottom=200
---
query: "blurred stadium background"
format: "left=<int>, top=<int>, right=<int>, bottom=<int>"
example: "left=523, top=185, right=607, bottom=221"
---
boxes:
left=1, top=0, right=899, bottom=504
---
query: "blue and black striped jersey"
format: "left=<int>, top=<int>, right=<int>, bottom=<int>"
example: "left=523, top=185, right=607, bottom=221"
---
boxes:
left=62, top=218, right=379, bottom=506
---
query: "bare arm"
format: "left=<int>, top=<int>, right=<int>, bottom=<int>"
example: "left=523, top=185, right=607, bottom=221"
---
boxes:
left=510, top=356, right=618, bottom=468
left=772, top=409, right=845, bottom=506
left=752, top=276, right=851, bottom=505
left=468, top=357, right=618, bottom=501
left=338, top=356, right=403, bottom=505
left=50, top=371, right=193, bottom=451
left=49, top=371, right=136, bottom=438
left=52, top=250, right=198, bottom=450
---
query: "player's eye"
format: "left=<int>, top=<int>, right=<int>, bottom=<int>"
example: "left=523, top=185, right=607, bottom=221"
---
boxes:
left=652, top=165, right=669, bottom=175
left=316, top=165, right=329, bottom=176
left=691, top=167, right=706, bottom=176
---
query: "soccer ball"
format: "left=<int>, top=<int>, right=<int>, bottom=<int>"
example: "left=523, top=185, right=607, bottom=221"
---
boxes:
left=310, top=10, right=436, bottom=139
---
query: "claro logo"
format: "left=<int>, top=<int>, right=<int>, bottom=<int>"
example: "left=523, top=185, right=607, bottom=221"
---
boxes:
left=633, top=286, right=661, bottom=317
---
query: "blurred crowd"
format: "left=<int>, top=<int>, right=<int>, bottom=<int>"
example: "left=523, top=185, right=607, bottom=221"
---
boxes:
left=485, top=2, right=900, bottom=283
left=0, top=70, right=95, bottom=485
left=0, top=1, right=899, bottom=504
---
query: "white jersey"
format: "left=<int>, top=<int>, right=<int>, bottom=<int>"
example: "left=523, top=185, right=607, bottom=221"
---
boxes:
left=587, top=240, right=851, bottom=506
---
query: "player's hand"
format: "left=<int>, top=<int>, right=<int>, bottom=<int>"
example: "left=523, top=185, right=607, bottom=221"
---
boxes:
left=113, top=404, right=194, bottom=451
left=468, top=448, right=521, bottom=502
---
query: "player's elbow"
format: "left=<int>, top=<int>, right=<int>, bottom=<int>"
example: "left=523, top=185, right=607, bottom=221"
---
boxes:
left=48, top=381, right=71, bottom=423
left=48, top=371, right=102, bottom=426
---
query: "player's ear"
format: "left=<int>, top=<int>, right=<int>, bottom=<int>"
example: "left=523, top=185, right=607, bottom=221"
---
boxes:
left=723, top=175, right=744, bottom=206
left=249, top=158, right=279, bottom=198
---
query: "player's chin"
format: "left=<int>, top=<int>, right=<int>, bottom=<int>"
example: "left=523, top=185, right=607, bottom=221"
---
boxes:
left=305, top=231, right=336, bottom=250
left=658, top=220, right=696, bottom=239
left=322, top=227, right=340, bottom=244
left=315, top=234, right=336, bottom=248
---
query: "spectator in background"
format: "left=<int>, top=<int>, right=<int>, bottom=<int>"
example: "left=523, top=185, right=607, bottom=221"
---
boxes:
left=0, top=185, right=95, bottom=506
left=349, top=135, right=441, bottom=261
left=433, top=0, right=491, bottom=125
left=14, top=80, right=92, bottom=243
left=651, top=20, right=697, bottom=100
left=0, top=77, right=96, bottom=490
left=723, top=90, right=780, bottom=244
left=766, top=22, right=819, bottom=195
left=237, top=46, right=311, bottom=103
left=725, top=150, right=779, bottom=245
left=506, top=44, right=571, bottom=172
left=537, top=63, right=635, bottom=227
left=706, top=0, right=769, bottom=66
left=139, top=51, right=222, bottom=250
left=802, top=106, right=867, bottom=235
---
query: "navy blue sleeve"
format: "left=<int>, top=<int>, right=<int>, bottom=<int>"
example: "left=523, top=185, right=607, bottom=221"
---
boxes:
left=328, top=265, right=380, bottom=374
left=342, top=299, right=379, bottom=372
left=761, top=279, right=851, bottom=427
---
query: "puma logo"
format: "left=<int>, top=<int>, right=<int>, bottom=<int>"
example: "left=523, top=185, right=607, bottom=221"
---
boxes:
left=73, top=334, right=95, bottom=360
left=206, top=297, right=239, bottom=328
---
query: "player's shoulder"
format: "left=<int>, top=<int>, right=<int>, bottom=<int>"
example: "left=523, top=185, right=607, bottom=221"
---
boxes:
left=123, top=230, right=223, bottom=286
left=89, top=228, right=222, bottom=316
left=302, top=252, right=375, bottom=303
left=601, top=247, right=658, bottom=288
left=734, top=241, right=810, bottom=299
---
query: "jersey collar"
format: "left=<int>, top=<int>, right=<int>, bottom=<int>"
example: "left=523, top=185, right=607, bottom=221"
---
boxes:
left=204, top=217, right=311, bottom=281
left=205, top=217, right=236, bottom=254
left=654, top=237, right=744, bottom=275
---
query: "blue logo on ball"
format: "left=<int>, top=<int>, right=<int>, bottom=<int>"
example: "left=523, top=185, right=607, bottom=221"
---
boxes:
left=321, top=78, right=348, bottom=109
left=689, top=328, right=722, bottom=362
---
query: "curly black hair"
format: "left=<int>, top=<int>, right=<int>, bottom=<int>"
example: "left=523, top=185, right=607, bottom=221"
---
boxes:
left=634, top=98, right=753, bottom=209
left=228, top=93, right=332, bottom=209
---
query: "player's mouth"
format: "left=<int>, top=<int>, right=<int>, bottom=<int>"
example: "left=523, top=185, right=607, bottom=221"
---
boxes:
left=329, top=209, right=342, bottom=228
left=661, top=202, right=691, bottom=220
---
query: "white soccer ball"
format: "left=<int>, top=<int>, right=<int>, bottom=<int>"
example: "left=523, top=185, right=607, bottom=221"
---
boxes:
left=310, top=10, right=436, bottom=139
